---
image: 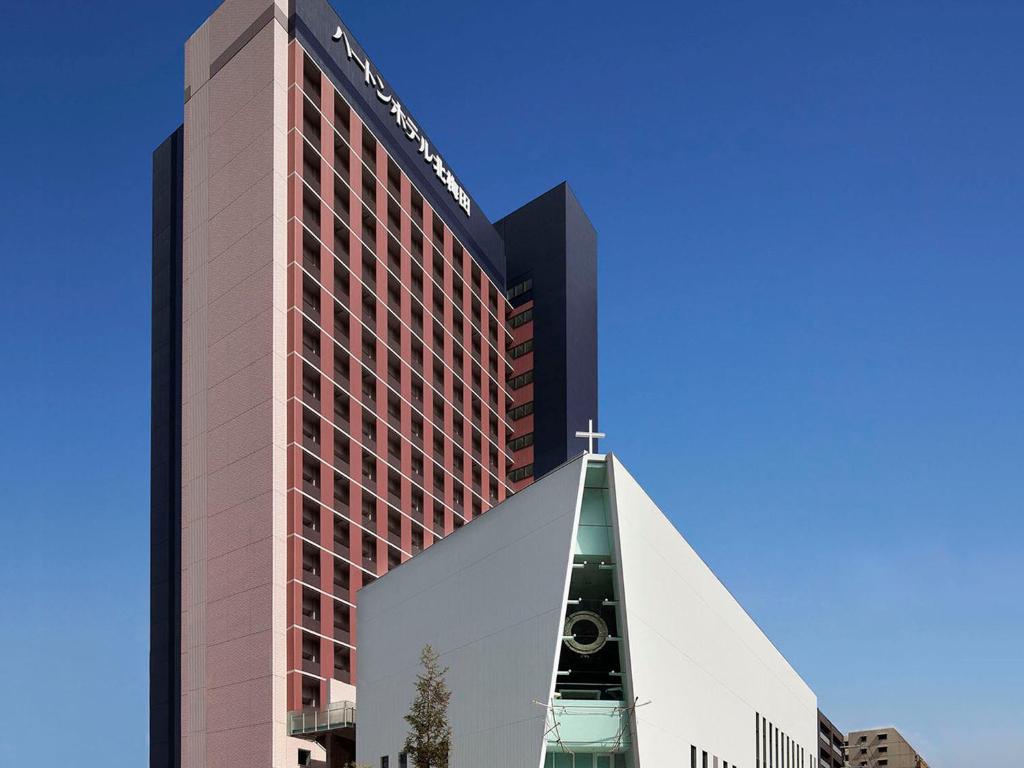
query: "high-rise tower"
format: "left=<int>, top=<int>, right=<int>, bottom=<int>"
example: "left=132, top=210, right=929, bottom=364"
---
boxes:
left=150, top=1, right=598, bottom=766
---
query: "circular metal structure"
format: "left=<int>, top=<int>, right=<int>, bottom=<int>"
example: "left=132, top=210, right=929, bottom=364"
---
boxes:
left=563, top=610, right=609, bottom=656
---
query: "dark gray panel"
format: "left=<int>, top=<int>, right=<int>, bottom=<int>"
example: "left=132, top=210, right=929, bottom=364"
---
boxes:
left=150, top=126, right=183, bottom=768
left=497, top=182, right=598, bottom=479
left=562, top=185, right=599, bottom=465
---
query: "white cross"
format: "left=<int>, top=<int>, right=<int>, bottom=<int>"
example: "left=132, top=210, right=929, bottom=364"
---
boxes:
left=575, top=419, right=606, bottom=455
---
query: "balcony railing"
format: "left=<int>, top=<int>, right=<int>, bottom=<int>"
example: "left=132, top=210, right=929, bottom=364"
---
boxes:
left=286, top=700, right=356, bottom=736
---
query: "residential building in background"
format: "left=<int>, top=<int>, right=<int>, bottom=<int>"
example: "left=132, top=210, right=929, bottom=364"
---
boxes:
left=817, top=710, right=846, bottom=768
left=357, top=453, right=818, bottom=768
left=846, top=728, right=930, bottom=768
left=149, top=0, right=597, bottom=766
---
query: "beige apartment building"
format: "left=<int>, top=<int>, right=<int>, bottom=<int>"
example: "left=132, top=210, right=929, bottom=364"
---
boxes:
left=846, top=727, right=929, bottom=768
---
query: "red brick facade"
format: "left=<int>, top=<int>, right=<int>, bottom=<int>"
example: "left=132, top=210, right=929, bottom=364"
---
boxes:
left=507, top=299, right=535, bottom=491
left=284, top=42, right=516, bottom=711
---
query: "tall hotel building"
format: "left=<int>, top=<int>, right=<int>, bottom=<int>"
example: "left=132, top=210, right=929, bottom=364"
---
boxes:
left=150, top=1, right=597, bottom=766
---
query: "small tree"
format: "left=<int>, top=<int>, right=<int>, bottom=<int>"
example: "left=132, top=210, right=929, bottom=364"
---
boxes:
left=403, top=644, right=452, bottom=768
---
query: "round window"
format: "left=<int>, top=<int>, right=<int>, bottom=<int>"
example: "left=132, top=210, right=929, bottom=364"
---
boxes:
left=563, top=610, right=609, bottom=656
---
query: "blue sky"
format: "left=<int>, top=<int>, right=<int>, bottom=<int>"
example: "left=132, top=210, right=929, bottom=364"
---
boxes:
left=1, top=1, right=1021, bottom=765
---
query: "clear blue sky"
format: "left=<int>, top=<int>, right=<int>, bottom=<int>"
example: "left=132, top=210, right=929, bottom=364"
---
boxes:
left=1, top=1, right=1021, bottom=765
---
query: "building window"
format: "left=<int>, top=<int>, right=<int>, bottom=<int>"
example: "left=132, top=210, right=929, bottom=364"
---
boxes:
left=509, top=339, right=534, bottom=359
left=380, top=757, right=389, bottom=768
left=756, top=712, right=760, bottom=768
left=509, top=306, right=534, bottom=328
left=877, top=734, right=888, bottom=741
left=399, top=755, right=407, bottom=768
left=878, top=747, right=887, bottom=754
left=692, top=746, right=698, bottom=768
left=508, top=369, right=534, bottom=390
left=509, top=464, right=534, bottom=483
left=507, top=277, right=533, bottom=300
left=507, top=401, right=534, bottom=421
left=508, top=433, right=534, bottom=452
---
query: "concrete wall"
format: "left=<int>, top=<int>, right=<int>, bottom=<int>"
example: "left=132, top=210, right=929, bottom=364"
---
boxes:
left=356, top=455, right=589, bottom=768
left=847, top=727, right=929, bottom=768
left=180, top=2, right=290, bottom=766
left=609, top=455, right=817, bottom=768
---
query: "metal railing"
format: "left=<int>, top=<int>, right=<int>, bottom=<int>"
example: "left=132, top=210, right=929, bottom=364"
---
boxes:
left=286, top=700, right=356, bottom=736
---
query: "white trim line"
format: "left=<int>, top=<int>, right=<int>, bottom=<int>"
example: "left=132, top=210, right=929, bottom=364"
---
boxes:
left=291, top=340, right=511, bottom=497
left=290, top=70, right=513, bottom=341
left=290, top=207, right=517, bottom=449
left=293, top=392, right=494, bottom=516
left=289, top=228, right=516, bottom=444
left=290, top=157, right=515, bottom=390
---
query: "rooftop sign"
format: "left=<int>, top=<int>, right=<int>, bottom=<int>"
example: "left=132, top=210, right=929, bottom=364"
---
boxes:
left=332, top=26, right=472, bottom=217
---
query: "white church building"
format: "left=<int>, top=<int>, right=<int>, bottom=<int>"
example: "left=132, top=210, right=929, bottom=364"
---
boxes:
left=356, top=453, right=817, bottom=768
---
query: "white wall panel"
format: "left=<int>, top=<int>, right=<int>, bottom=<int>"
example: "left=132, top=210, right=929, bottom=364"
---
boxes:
left=609, top=455, right=817, bottom=768
left=357, top=456, right=588, bottom=768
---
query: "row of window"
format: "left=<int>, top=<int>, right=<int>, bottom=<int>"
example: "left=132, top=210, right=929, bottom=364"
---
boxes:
left=508, top=401, right=534, bottom=421
left=755, top=713, right=806, bottom=768
left=293, top=47, right=507, bottom=716
left=297, top=90, right=514, bottom=419
left=299, top=275, right=512, bottom=469
left=295, top=158, right=504, bottom=365
left=299, top=454, right=470, bottom=545
left=300, top=435, right=495, bottom=521
left=508, top=433, right=535, bottom=452
left=506, top=263, right=535, bottom=483
left=300, top=268, right=505, bottom=422
left=691, top=745, right=738, bottom=768
left=507, top=276, right=533, bottom=301
left=509, top=339, right=534, bottom=359
left=300, top=59, right=506, bottom=330
left=850, top=733, right=890, bottom=768
left=509, top=306, right=534, bottom=328
left=508, top=369, right=534, bottom=390
left=296, top=625, right=354, bottom=694
left=848, top=731, right=894, bottom=767
left=298, top=353, right=505, bottom=504
left=297, top=151, right=508, bottom=394
left=853, top=733, right=888, bottom=743
left=508, top=464, right=534, bottom=483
